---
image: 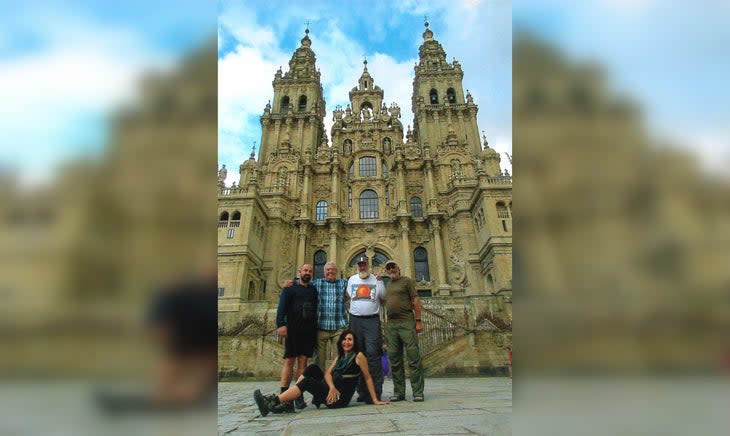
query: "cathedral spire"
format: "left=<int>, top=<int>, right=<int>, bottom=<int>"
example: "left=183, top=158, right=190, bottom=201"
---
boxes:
left=357, top=56, right=374, bottom=91
left=423, top=17, right=434, bottom=41
left=300, top=24, right=311, bottom=47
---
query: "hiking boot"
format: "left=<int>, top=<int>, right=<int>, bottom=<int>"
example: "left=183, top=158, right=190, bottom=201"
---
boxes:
left=294, top=396, right=307, bottom=409
left=253, top=389, right=272, bottom=417
left=270, top=400, right=295, bottom=413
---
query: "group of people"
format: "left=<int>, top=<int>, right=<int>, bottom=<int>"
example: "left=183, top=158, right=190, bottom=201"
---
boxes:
left=254, top=256, right=425, bottom=416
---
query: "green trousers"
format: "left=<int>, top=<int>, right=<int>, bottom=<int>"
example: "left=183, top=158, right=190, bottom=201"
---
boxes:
left=384, top=320, right=424, bottom=397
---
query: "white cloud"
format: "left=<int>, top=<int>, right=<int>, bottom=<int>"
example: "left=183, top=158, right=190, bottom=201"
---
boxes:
left=218, top=2, right=512, bottom=184
left=0, top=6, right=175, bottom=186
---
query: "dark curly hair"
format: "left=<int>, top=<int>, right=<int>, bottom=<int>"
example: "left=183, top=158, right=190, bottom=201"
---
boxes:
left=335, top=329, right=361, bottom=357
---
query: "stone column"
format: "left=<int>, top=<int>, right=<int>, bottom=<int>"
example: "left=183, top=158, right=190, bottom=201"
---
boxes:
left=300, top=165, right=311, bottom=218
left=399, top=217, right=412, bottom=277
left=430, top=217, right=448, bottom=292
left=297, top=222, right=308, bottom=267
left=329, top=221, right=339, bottom=266
left=397, top=161, right=407, bottom=214
left=424, top=161, right=436, bottom=213
left=331, top=165, right=340, bottom=214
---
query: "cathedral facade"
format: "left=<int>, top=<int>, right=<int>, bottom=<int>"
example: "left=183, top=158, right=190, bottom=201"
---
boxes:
left=218, top=24, right=511, bottom=316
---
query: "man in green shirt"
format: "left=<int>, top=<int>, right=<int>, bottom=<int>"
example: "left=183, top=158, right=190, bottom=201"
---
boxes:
left=383, top=260, right=425, bottom=402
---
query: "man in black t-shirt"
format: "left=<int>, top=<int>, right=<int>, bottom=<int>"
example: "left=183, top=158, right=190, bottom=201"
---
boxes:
left=276, top=263, right=318, bottom=410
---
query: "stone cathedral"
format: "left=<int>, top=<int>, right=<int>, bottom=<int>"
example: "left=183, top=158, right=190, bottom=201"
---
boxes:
left=218, top=23, right=512, bottom=376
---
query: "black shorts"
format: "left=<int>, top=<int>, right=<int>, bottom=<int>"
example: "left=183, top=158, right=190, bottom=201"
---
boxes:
left=284, top=330, right=316, bottom=358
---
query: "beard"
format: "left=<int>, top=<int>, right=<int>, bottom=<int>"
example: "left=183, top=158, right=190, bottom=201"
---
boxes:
left=300, top=274, right=312, bottom=283
left=358, top=271, right=369, bottom=279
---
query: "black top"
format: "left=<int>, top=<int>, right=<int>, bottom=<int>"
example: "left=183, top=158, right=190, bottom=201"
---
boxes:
left=276, top=283, right=318, bottom=333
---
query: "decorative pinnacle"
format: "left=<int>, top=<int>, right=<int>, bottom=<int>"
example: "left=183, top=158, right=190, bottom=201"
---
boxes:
left=304, top=20, right=310, bottom=34
left=250, top=142, right=256, bottom=159
left=424, top=16, right=429, bottom=27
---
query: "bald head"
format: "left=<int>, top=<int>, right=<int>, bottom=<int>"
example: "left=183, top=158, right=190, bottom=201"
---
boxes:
left=299, top=264, right=313, bottom=284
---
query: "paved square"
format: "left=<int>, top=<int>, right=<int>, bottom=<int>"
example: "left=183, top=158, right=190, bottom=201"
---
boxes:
left=218, top=377, right=511, bottom=435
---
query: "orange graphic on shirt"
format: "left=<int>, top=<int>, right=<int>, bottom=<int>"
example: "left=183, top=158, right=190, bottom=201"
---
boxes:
left=356, top=284, right=371, bottom=299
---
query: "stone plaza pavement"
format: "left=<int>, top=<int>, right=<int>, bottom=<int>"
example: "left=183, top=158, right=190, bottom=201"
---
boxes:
left=218, top=377, right=511, bottom=435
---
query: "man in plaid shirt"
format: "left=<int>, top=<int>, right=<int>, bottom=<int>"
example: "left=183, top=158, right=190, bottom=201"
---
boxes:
left=286, top=261, right=348, bottom=370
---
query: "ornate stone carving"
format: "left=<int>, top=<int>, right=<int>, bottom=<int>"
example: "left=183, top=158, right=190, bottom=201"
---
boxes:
left=447, top=220, right=463, bottom=254
left=278, top=261, right=294, bottom=283
left=449, top=254, right=468, bottom=288
left=314, top=183, right=330, bottom=198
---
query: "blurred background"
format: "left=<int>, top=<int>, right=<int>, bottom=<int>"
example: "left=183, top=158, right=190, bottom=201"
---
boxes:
left=514, top=0, right=730, bottom=434
left=3, top=0, right=730, bottom=434
left=0, top=1, right=217, bottom=434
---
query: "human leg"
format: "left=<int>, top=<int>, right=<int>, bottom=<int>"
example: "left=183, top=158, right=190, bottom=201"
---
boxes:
left=401, top=321, right=424, bottom=398
left=294, top=355, right=309, bottom=408
left=315, top=329, right=330, bottom=369
left=279, top=357, right=295, bottom=390
left=356, top=317, right=383, bottom=400
left=384, top=322, right=406, bottom=399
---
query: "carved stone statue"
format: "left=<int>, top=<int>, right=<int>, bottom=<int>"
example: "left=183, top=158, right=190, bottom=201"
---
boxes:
left=218, top=164, right=227, bottom=183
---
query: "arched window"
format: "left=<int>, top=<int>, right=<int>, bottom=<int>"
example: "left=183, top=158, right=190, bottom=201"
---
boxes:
left=313, top=250, right=327, bottom=279
left=359, top=189, right=379, bottom=219
left=219, top=211, right=229, bottom=227
left=382, top=160, right=388, bottom=178
left=359, top=156, right=376, bottom=177
left=348, top=249, right=389, bottom=268
left=231, top=211, right=241, bottom=227
left=280, top=95, right=290, bottom=111
left=447, top=87, right=456, bottom=103
left=316, top=200, right=328, bottom=221
left=348, top=163, right=354, bottom=179
left=298, top=95, right=307, bottom=112
left=410, top=197, right=423, bottom=217
left=348, top=187, right=352, bottom=209
left=414, top=247, right=430, bottom=282
left=429, top=88, right=438, bottom=104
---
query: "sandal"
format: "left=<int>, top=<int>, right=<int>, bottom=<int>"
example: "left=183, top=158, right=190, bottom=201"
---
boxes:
left=413, top=395, right=424, bottom=402
left=389, top=395, right=405, bottom=402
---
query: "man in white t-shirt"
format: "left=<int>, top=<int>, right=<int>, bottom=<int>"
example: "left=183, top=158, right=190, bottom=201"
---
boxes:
left=346, top=255, right=386, bottom=402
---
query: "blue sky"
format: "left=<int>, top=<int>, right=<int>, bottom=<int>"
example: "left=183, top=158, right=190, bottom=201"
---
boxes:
left=513, top=0, right=730, bottom=177
left=218, top=0, right=513, bottom=186
left=0, top=1, right=215, bottom=187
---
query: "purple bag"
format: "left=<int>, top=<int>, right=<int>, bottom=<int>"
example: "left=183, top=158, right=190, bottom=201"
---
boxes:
left=381, top=350, right=391, bottom=378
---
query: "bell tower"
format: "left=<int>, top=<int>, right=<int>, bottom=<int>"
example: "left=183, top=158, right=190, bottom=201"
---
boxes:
left=411, top=20, right=481, bottom=155
left=257, top=27, right=327, bottom=161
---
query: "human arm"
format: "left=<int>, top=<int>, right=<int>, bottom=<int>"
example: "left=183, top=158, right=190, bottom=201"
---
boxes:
left=409, top=279, right=423, bottom=333
left=412, top=295, right=424, bottom=333
left=323, top=357, right=340, bottom=404
left=276, top=287, right=289, bottom=337
left=356, top=352, right=389, bottom=405
left=377, top=278, right=386, bottom=304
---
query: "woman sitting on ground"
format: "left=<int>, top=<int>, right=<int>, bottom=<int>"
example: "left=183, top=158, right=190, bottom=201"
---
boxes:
left=254, top=329, right=389, bottom=415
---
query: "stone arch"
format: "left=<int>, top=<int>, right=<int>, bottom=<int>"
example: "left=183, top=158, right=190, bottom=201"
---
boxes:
left=447, top=87, right=456, bottom=103
left=429, top=88, right=439, bottom=104
left=342, top=245, right=394, bottom=275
